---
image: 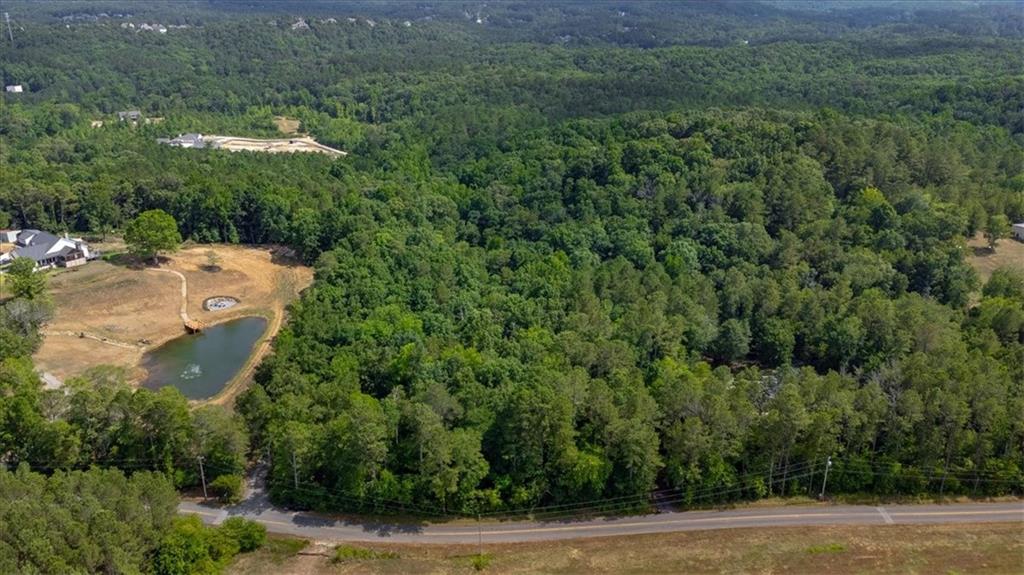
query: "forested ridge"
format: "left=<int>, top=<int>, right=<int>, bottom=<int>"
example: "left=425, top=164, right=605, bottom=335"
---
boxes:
left=1, top=2, right=1023, bottom=567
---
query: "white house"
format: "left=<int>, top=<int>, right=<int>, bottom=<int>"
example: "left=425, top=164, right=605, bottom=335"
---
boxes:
left=0, top=229, right=93, bottom=269
left=117, top=110, right=143, bottom=124
left=5, top=85, right=23, bottom=93
left=1013, top=222, right=1024, bottom=242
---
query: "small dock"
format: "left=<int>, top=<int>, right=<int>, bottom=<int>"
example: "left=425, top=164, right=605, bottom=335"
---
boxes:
left=184, top=320, right=205, bottom=333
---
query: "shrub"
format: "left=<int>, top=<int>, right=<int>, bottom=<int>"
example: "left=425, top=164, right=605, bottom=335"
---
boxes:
left=153, top=515, right=232, bottom=575
left=471, top=553, right=492, bottom=571
left=220, top=517, right=267, bottom=552
left=209, top=474, right=244, bottom=505
left=332, top=545, right=398, bottom=562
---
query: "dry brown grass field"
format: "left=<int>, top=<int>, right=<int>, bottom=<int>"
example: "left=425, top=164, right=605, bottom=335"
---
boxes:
left=274, top=116, right=302, bottom=135
left=33, top=242, right=312, bottom=402
left=966, top=233, right=1024, bottom=283
left=227, top=522, right=1024, bottom=575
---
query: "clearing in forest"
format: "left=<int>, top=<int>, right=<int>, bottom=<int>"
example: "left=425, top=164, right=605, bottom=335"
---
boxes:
left=273, top=116, right=301, bottom=135
left=965, top=232, right=1024, bottom=283
left=33, top=243, right=312, bottom=403
left=214, top=135, right=344, bottom=156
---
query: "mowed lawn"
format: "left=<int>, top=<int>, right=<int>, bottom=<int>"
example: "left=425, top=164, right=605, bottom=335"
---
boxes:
left=229, top=522, right=1023, bottom=575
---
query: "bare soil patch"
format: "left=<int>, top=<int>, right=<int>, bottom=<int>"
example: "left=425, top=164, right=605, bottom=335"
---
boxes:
left=212, top=135, right=345, bottom=157
left=966, top=233, right=1024, bottom=283
left=33, top=244, right=312, bottom=403
left=274, top=116, right=301, bottom=135
left=228, top=522, right=1023, bottom=575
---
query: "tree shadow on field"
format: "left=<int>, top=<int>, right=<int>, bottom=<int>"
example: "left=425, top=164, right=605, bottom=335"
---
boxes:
left=971, top=245, right=996, bottom=257
left=267, top=244, right=306, bottom=268
left=104, top=252, right=172, bottom=270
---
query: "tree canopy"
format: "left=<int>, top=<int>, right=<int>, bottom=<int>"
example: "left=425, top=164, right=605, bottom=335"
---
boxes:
left=125, top=209, right=182, bottom=264
left=0, top=0, right=1021, bottom=537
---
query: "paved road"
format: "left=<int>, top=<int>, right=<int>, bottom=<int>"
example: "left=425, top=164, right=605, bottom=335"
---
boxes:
left=180, top=496, right=1023, bottom=544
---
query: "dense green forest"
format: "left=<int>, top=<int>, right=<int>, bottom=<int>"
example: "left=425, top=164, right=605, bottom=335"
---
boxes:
left=1, top=2, right=1023, bottom=565
left=0, top=465, right=266, bottom=573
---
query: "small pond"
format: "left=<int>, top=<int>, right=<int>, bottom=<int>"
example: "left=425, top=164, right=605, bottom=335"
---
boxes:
left=141, top=316, right=267, bottom=400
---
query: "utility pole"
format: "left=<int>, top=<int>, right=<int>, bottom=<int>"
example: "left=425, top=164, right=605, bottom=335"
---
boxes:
left=818, top=456, right=832, bottom=500
left=197, top=456, right=208, bottom=500
left=291, top=450, right=299, bottom=490
left=477, top=512, right=483, bottom=558
left=3, top=13, right=13, bottom=46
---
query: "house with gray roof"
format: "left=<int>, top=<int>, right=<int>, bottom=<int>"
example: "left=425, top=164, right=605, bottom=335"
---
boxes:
left=0, top=229, right=93, bottom=269
left=117, top=110, right=143, bottom=124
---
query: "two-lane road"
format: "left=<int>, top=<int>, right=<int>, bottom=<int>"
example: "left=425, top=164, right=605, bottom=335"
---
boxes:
left=179, top=500, right=1023, bottom=543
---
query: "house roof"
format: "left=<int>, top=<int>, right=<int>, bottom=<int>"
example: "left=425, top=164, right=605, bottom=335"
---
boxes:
left=17, top=229, right=59, bottom=246
left=8, top=230, right=82, bottom=263
left=11, top=244, right=51, bottom=262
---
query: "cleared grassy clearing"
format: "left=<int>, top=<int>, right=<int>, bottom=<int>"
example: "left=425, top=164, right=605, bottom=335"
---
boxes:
left=33, top=243, right=312, bottom=402
left=274, top=116, right=302, bottom=135
left=966, top=233, right=1024, bottom=283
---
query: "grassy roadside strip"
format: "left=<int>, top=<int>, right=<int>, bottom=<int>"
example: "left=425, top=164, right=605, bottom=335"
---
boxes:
left=228, top=522, right=1023, bottom=574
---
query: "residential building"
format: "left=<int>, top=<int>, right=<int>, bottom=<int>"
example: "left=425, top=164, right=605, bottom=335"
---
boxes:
left=117, top=110, right=143, bottom=124
left=0, top=229, right=93, bottom=269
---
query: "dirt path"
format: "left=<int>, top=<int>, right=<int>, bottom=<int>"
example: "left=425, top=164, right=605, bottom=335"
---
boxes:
left=38, top=330, right=143, bottom=350
left=148, top=268, right=191, bottom=323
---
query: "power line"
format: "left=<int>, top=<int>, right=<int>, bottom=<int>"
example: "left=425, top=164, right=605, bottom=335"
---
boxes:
left=480, top=459, right=820, bottom=518
left=521, top=470, right=822, bottom=524
left=8, top=454, right=1021, bottom=523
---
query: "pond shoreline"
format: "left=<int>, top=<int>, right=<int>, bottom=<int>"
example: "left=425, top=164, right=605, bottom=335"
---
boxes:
left=141, top=316, right=269, bottom=401
left=33, top=244, right=313, bottom=403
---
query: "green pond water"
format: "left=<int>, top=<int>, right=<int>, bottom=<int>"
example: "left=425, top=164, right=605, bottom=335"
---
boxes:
left=141, top=316, right=267, bottom=400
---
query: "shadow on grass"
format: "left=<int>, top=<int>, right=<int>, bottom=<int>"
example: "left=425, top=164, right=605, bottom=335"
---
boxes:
left=971, top=245, right=995, bottom=257
left=267, top=245, right=307, bottom=269
left=104, top=252, right=171, bottom=270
